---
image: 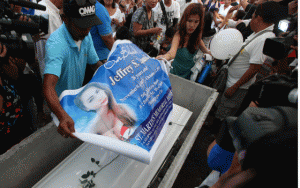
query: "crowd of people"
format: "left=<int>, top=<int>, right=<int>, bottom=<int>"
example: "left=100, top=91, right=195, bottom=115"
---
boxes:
left=0, top=0, right=297, bottom=187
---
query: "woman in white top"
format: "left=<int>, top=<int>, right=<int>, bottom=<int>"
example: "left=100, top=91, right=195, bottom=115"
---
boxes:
left=177, top=0, right=203, bottom=19
left=102, top=0, right=125, bottom=33
left=218, top=0, right=232, bottom=19
left=212, top=0, right=231, bottom=27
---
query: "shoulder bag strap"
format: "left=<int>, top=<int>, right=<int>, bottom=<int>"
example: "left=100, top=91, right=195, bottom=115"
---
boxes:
left=142, top=6, right=152, bottom=42
left=227, top=30, right=273, bottom=67
left=160, top=0, right=170, bottom=29
left=143, top=6, right=150, bottom=28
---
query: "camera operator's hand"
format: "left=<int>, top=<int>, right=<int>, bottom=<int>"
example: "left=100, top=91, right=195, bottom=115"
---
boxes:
left=288, top=0, right=298, bottom=15
left=19, top=15, right=32, bottom=22
left=9, top=57, right=26, bottom=73
left=18, top=15, right=42, bottom=42
left=290, top=35, right=298, bottom=51
left=32, top=33, right=44, bottom=43
left=279, top=31, right=290, bottom=38
left=0, top=43, right=7, bottom=58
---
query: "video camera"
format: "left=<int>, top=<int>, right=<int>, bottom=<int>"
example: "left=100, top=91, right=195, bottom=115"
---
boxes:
left=263, top=16, right=297, bottom=60
left=0, top=0, right=49, bottom=62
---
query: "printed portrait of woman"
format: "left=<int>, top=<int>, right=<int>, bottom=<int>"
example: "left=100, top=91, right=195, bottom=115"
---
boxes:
left=74, top=82, right=137, bottom=141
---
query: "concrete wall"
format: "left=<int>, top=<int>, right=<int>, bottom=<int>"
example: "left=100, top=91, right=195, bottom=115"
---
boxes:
left=0, top=74, right=217, bottom=188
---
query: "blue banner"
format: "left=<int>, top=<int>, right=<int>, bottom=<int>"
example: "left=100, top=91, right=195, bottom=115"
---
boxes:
left=55, top=40, right=173, bottom=159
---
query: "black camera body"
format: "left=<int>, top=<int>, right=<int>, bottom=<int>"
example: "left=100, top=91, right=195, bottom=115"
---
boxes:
left=0, top=0, right=48, bottom=62
left=263, top=30, right=297, bottom=60
left=0, top=32, right=35, bottom=62
left=263, top=15, right=297, bottom=60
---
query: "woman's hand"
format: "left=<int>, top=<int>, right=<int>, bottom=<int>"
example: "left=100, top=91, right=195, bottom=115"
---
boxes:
left=228, top=5, right=239, bottom=14
left=156, top=54, right=167, bottom=60
left=218, top=14, right=225, bottom=20
left=156, top=53, right=172, bottom=61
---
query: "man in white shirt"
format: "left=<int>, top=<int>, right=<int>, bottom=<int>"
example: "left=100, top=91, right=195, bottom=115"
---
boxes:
left=214, top=1, right=283, bottom=121
left=153, top=0, right=180, bottom=39
left=35, top=0, right=63, bottom=77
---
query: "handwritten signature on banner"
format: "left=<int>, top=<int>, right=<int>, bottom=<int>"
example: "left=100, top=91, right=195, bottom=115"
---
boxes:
left=104, top=46, right=142, bottom=70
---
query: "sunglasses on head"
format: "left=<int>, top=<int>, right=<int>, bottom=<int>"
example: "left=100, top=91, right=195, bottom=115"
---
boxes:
left=119, top=3, right=125, bottom=8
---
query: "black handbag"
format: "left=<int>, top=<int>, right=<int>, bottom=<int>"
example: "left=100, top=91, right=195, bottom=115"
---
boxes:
left=210, top=30, right=273, bottom=92
left=210, top=64, right=229, bottom=92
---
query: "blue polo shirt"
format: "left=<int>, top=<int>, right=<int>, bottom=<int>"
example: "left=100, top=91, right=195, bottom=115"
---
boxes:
left=44, top=23, right=99, bottom=96
left=90, top=1, right=112, bottom=61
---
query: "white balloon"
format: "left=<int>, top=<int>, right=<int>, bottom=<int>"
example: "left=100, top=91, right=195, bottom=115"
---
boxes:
left=210, top=28, right=243, bottom=60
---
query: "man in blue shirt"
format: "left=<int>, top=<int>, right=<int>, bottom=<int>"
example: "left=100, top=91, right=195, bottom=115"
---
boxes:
left=43, top=0, right=103, bottom=138
left=90, top=0, right=115, bottom=62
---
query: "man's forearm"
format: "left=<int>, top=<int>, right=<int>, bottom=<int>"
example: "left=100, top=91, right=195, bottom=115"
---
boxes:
left=134, top=28, right=154, bottom=37
left=43, top=75, right=68, bottom=121
left=44, top=87, right=68, bottom=120
left=101, top=34, right=115, bottom=50
left=232, top=64, right=261, bottom=89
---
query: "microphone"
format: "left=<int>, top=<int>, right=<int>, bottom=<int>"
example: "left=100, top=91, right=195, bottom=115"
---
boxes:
left=8, top=0, right=46, bottom=11
left=0, top=18, right=40, bottom=34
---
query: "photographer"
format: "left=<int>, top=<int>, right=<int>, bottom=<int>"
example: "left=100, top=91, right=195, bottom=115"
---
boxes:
left=234, top=3, right=298, bottom=115
left=6, top=2, right=47, bottom=130
left=236, top=0, right=291, bottom=40
left=213, top=2, right=283, bottom=125
left=0, top=43, right=33, bottom=155
left=198, top=106, right=297, bottom=188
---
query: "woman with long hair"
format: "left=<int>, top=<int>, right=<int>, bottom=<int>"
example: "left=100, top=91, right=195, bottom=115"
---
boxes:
left=156, top=3, right=210, bottom=79
left=101, top=0, right=125, bottom=34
